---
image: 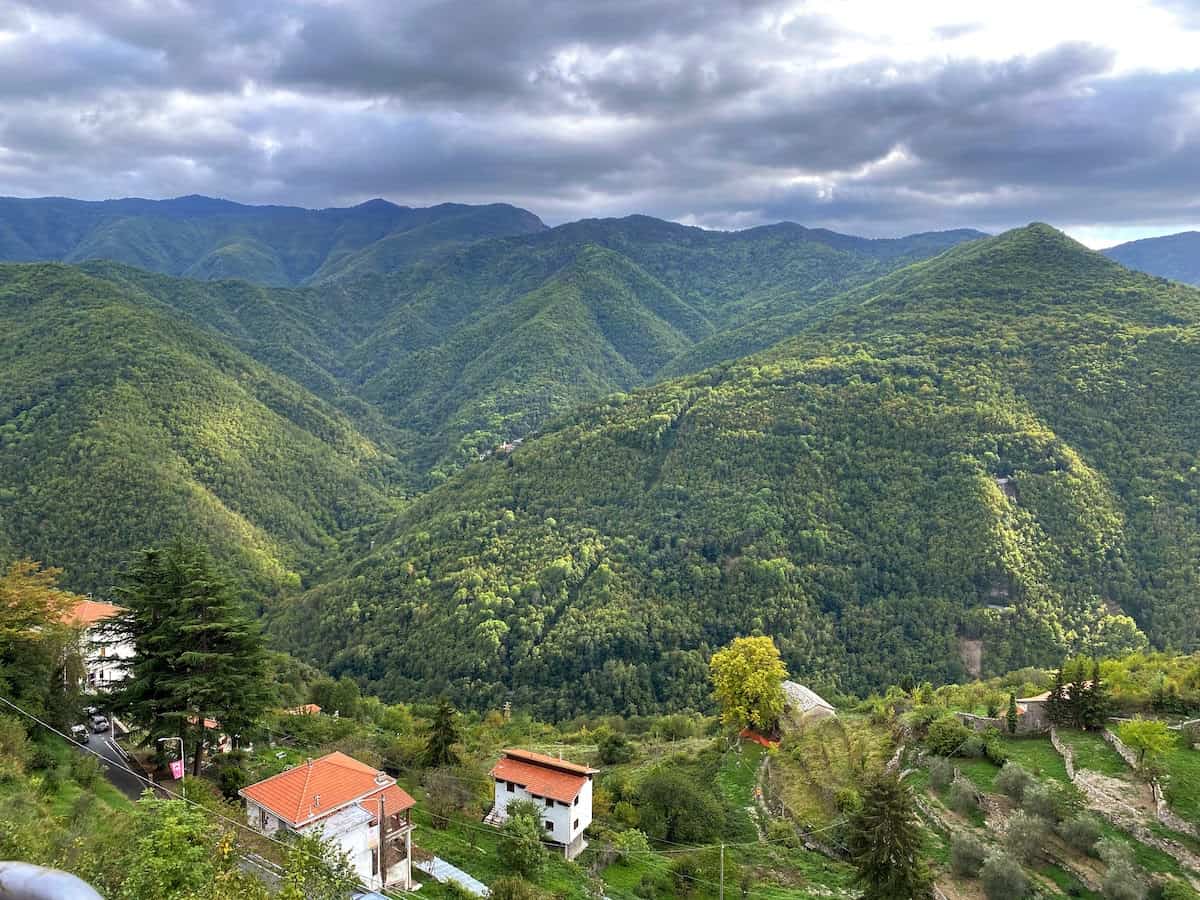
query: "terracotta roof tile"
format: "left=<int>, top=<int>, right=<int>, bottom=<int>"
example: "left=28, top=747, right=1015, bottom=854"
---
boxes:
left=490, top=749, right=595, bottom=804
left=63, top=599, right=122, bottom=627
left=240, top=751, right=413, bottom=827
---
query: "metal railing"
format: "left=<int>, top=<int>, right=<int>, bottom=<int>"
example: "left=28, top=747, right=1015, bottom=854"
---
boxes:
left=0, top=862, right=103, bottom=899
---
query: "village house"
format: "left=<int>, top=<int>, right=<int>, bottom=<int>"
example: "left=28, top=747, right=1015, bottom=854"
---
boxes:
left=240, top=752, right=415, bottom=891
left=63, top=599, right=134, bottom=690
left=486, top=748, right=596, bottom=860
left=782, top=680, right=836, bottom=722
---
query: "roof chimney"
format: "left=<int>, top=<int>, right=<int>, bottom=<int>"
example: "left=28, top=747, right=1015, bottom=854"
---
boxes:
left=306, top=757, right=313, bottom=768
left=375, top=771, right=388, bottom=785
left=312, top=794, right=320, bottom=808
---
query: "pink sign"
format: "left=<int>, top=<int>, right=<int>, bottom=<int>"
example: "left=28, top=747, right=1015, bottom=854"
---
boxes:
left=170, top=759, right=184, bottom=780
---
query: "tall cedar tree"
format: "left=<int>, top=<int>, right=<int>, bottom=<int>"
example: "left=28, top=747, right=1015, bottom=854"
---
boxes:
left=846, top=770, right=931, bottom=900
left=114, top=539, right=271, bottom=775
left=1006, top=693, right=1019, bottom=734
left=423, top=698, right=462, bottom=768
left=1084, top=659, right=1110, bottom=730
left=1046, top=667, right=1068, bottom=726
left=1066, top=663, right=1090, bottom=730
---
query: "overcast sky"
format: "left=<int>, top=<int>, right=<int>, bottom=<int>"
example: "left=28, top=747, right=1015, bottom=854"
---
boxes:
left=1, top=1, right=1198, bottom=245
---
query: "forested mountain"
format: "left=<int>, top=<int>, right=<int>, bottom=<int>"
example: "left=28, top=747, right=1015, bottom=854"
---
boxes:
left=1103, top=230, right=1200, bottom=285
left=0, top=195, right=545, bottom=286
left=272, top=224, right=1200, bottom=717
left=74, top=218, right=984, bottom=482
left=0, top=263, right=398, bottom=595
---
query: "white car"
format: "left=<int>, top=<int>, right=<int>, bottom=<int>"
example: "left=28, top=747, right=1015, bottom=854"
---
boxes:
left=71, top=724, right=89, bottom=744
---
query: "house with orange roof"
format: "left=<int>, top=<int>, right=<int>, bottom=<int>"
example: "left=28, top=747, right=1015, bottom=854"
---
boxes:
left=486, top=748, right=596, bottom=859
left=62, top=598, right=132, bottom=689
left=240, top=751, right=416, bottom=891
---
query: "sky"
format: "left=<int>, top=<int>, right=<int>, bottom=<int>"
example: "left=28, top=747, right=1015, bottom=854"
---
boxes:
left=1, top=1, right=1199, bottom=246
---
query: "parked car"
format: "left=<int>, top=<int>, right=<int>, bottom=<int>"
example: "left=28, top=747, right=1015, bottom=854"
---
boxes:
left=71, top=724, right=89, bottom=744
left=89, top=714, right=109, bottom=734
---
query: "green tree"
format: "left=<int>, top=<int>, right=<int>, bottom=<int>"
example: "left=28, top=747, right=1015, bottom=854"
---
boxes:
left=277, top=831, right=361, bottom=900
left=1116, top=718, right=1174, bottom=772
left=423, top=698, right=462, bottom=768
left=1046, top=667, right=1068, bottom=727
left=980, top=850, right=1030, bottom=899
left=498, top=799, right=546, bottom=878
left=113, top=539, right=272, bottom=775
left=925, top=716, right=971, bottom=756
left=1006, top=693, right=1018, bottom=734
left=845, top=770, right=931, bottom=899
left=708, top=636, right=787, bottom=732
left=635, top=769, right=724, bottom=844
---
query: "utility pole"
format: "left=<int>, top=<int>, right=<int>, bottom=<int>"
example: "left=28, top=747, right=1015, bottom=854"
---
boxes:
left=378, top=796, right=387, bottom=888
left=719, top=843, right=725, bottom=900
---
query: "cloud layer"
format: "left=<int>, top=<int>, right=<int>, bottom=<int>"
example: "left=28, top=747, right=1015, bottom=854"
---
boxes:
left=1, top=0, right=1198, bottom=237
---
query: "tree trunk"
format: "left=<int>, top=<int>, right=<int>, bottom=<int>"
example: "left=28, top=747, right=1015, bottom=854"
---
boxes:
left=193, top=716, right=206, bottom=777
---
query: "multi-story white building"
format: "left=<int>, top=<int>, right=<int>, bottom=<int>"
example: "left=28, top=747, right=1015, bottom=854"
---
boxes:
left=487, top=748, right=596, bottom=859
left=63, top=599, right=133, bottom=689
left=240, top=752, right=415, bottom=891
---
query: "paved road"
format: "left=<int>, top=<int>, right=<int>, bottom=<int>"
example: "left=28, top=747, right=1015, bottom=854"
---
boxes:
left=77, top=726, right=151, bottom=801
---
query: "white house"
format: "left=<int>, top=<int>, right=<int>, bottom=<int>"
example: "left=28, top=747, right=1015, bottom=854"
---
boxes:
left=487, top=748, right=596, bottom=860
left=240, top=752, right=415, bottom=891
left=63, top=599, right=133, bottom=689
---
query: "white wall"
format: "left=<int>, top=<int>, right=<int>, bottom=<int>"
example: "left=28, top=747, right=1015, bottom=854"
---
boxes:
left=493, top=774, right=592, bottom=846
left=83, top=628, right=134, bottom=688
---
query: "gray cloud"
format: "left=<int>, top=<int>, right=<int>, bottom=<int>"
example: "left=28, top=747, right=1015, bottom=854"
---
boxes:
left=0, top=0, right=1197, bottom=237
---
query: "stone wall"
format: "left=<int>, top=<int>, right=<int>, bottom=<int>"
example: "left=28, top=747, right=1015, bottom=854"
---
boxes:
left=955, top=711, right=1045, bottom=735
left=1102, top=728, right=1140, bottom=768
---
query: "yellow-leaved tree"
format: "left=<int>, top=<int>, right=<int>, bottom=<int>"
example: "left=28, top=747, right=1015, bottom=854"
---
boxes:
left=709, top=635, right=787, bottom=732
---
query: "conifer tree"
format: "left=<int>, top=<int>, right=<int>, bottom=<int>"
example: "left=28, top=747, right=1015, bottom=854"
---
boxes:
left=846, top=770, right=931, bottom=899
left=114, top=538, right=271, bottom=775
left=1082, top=658, right=1110, bottom=731
left=1006, top=693, right=1018, bottom=734
left=423, top=698, right=462, bottom=767
left=1046, top=667, right=1068, bottom=726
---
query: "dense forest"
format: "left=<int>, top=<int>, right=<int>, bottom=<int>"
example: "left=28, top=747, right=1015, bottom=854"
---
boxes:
left=1104, top=231, right=1200, bottom=286
left=272, top=225, right=1200, bottom=716
left=0, top=194, right=546, bottom=286
left=0, top=263, right=398, bottom=595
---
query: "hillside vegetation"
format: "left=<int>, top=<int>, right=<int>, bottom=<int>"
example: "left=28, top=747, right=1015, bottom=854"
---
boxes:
left=1104, top=230, right=1200, bottom=286
left=0, top=195, right=545, bottom=286
left=0, top=263, right=398, bottom=594
left=274, top=225, right=1200, bottom=716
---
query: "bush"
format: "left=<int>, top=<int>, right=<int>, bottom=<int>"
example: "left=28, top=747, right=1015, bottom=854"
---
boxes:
left=0, top=716, right=30, bottom=781
left=210, top=751, right=249, bottom=801
left=949, top=775, right=981, bottom=816
left=498, top=800, right=545, bottom=878
left=634, top=769, right=723, bottom=843
left=994, top=761, right=1034, bottom=802
left=612, top=828, right=651, bottom=862
left=1057, top=814, right=1102, bottom=855
left=766, top=819, right=799, bottom=849
left=1021, top=782, right=1066, bottom=823
left=613, top=800, right=639, bottom=828
left=488, top=876, right=546, bottom=900
left=1003, top=811, right=1048, bottom=864
left=1102, top=860, right=1147, bottom=900
left=950, top=830, right=987, bottom=876
left=926, top=716, right=972, bottom=756
left=962, top=734, right=987, bottom=758
left=928, top=756, right=954, bottom=791
left=980, top=850, right=1031, bottom=900
left=1161, top=879, right=1200, bottom=900
left=598, top=731, right=635, bottom=765
left=70, top=752, right=103, bottom=789
left=670, top=855, right=701, bottom=897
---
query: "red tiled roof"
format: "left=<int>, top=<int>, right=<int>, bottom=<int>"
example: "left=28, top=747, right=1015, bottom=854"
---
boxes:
left=287, top=704, right=322, bottom=716
left=490, top=749, right=595, bottom=803
left=357, top=783, right=414, bottom=819
left=240, top=751, right=414, bottom=827
left=63, top=599, right=122, bottom=627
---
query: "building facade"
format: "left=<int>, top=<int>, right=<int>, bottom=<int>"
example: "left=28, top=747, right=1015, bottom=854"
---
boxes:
left=488, top=748, right=596, bottom=860
left=240, top=752, right=415, bottom=891
left=63, top=599, right=133, bottom=689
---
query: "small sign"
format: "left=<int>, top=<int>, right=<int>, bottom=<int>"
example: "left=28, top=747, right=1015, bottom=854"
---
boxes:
left=170, top=759, right=184, bottom=780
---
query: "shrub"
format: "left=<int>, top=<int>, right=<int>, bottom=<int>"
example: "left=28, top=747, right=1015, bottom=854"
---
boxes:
left=612, top=828, right=651, bottom=862
left=613, top=800, right=639, bottom=828
left=1021, top=782, right=1065, bottom=823
left=489, top=876, right=546, bottom=900
left=1057, top=814, right=1102, bottom=856
left=634, top=769, right=723, bottom=843
left=598, top=731, right=635, bottom=765
left=928, top=756, right=954, bottom=791
left=980, top=850, right=1031, bottom=900
left=994, top=761, right=1034, bottom=802
left=1102, top=859, right=1147, bottom=900
left=670, top=855, right=701, bottom=897
left=1161, top=879, right=1200, bottom=900
left=0, top=716, right=30, bottom=781
left=926, top=716, right=972, bottom=756
left=950, top=830, right=987, bottom=876
left=1003, top=811, right=1048, bottom=864
left=949, top=775, right=981, bottom=816
left=983, top=737, right=1009, bottom=767
left=70, top=752, right=103, bottom=789
left=962, top=734, right=987, bottom=758
left=498, top=800, right=545, bottom=878
left=766, top=819, right=799, bottom=849
left=210, top=751, right=249, bottom=801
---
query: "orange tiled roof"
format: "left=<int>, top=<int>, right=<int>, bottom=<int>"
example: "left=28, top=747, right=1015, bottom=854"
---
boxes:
left=63, top=599, right=122, bottom=627
left=490, top=749, right=595, bottom=803
left=357, top=783, right=414, bottom=819
left=241, top=751, right=413, bottom=827
left=287, top=704, right=322, bottom=716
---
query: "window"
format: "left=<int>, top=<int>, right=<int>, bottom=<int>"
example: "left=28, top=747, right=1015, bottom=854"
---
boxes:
left=259, top=808, right=268, bottom=830
left=544, top=798, right=553, bottom=808
left=573, top=819, right=580, bottom=830
left=573, top=795, right=579, bottom=806
left=507, top=781, right=515, bottom=793
left=544, top=820, right=554, bottom=832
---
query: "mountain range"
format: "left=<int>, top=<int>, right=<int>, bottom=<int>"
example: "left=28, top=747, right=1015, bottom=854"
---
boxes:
left=2, top=193, right=1198, bottom=713
left=1103, top=230, right=1200, bottom=286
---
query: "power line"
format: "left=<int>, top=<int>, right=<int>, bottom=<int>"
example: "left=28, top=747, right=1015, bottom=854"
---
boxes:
left=0, top=694, right=421, bottom=900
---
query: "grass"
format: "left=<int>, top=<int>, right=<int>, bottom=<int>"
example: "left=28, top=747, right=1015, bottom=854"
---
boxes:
left=717, top=740, right=764, bottom=841
left=1037, top=862, right=1102, bottom=899
left=995, top=736, right=1071, bottom=783
left=1055, top=729, right=1131, bottom=778
left=1162, top=733, right=1200, bottom=826
left=38, top=735, right=131, bottom=815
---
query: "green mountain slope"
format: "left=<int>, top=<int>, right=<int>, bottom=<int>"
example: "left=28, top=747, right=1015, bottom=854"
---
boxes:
left=1103, top=230, right=1200, bottom=286
left=272, top=225, right=1200, bottom=717
left=72, top=218, right=982, bottom=482
left=0, top=195, right=545, bottom=286
left=0, top=263, right=399, bottom=595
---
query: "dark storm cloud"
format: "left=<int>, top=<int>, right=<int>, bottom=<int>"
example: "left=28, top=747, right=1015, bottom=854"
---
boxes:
left=0, top=0, right=1197, bottom=236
